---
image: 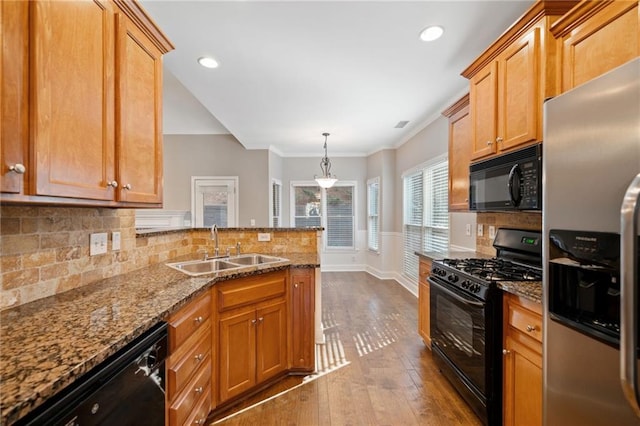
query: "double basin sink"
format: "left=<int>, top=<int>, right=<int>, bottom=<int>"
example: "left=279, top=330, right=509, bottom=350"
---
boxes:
left=166, top=254, right=288, bottom=276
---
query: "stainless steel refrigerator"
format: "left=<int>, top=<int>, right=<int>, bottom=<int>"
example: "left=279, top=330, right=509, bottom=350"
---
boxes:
left=543, top=57, right=640, bottom=425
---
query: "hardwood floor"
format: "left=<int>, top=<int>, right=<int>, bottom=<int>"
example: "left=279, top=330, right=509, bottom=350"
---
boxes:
left=211, top=271, right=482, bottom=425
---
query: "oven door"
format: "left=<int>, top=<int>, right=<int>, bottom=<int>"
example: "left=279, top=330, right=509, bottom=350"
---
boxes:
left=429, top=276, right=488, bottom=395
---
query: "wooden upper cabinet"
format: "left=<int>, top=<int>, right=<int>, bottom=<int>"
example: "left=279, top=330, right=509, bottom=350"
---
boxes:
left=442, top=95, right=471, bottom=211
left=551, top=0, right=639, bottom=92
left=0, top=1, right=29, bottom=194
left=115, top=12, right=164, bottom=203
left=462, top=1, right=579, bottom=162
left=0, top=0, right=173, bottom=206
left=31, top=0, right=116, bottom=200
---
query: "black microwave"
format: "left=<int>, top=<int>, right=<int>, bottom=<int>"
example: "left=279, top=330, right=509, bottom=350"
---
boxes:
left=469, top=143, right=542, bottom=211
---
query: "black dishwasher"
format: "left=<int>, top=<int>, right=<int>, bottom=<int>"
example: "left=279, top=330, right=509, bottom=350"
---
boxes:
left=17, top=322, right=168, bottom=426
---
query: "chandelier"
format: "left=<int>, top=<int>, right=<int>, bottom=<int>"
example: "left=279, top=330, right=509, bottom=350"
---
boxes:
left=314, top=132, right=338, bottom=189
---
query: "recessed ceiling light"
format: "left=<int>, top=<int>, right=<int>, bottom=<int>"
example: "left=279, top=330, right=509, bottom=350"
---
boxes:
left=419, top=25, right=444, bottom=42
left=197, top=56, right=219, bottom=69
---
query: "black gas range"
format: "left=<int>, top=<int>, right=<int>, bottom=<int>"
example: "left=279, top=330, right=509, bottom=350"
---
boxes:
left=429, top=228, right=542, bottom=426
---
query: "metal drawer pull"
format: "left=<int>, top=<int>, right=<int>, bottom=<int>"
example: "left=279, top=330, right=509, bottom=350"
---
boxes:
left=194, top=316, right=203, bottom=324
left=123, top=183, right=132, bottom=190
left=194, top=386, right=203, bottom=394
left=195, top=419, right=205, bottom=425
left=503, top=349, right=511, bottom=355
left=194, top=353, right=204, bottom=361
left=526, top=325, right=537, bottom=332
left=9, top=164, right=26, bottom=174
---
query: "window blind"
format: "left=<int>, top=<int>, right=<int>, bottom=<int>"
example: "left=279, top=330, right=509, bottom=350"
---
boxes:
left=402, top=157, right=449, bottom=281
left=367, top=178, right=380, bottom=251
left=272, top=181, right=281, bottom=227
left=326, top=185, right=354, bottom=248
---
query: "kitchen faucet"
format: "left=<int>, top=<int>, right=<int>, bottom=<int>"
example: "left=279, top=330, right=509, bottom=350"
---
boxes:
left=211, top=224, right=219, bottom=256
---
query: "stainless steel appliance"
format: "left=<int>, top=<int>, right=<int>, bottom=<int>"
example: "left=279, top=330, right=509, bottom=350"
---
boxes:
left=429, top=228, right=543, bottom=425
left=17, top=322, right=168, bottom=425
left=543, top=57, right=640, bottom=425
left=469, top=142, right=542, bottom=211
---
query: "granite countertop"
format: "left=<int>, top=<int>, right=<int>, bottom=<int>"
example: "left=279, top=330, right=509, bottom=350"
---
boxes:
left=136, top=227, right=324, bottom=237
left=415, top=250, right=542, bottom=304
left=0, top=253, right=319, bottom=425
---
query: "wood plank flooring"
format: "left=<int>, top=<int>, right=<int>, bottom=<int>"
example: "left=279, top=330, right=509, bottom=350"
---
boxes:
left=211, top=271, right=482, bottom=426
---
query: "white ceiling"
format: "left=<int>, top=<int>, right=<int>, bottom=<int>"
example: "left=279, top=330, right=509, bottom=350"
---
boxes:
left=142, top=0, right=533, bottom=156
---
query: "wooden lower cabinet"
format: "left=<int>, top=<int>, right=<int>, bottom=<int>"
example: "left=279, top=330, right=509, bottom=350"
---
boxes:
left=418, top=258, right=432, bottom=347
left=289, top=268, right=315, bottom=372
left=503, top=293, right=543, bottom=426
left=215, top=271, right=288, bottom=405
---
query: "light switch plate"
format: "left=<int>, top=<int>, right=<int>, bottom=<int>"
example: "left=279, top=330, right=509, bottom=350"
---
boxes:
left=465, top=224, right=471, bottom=236
left=90, top=233, right=108, bottom=256
left=112, top=231, right=121, bottom=251
left=488, top=226, right=496, bottom=239
left=477, top=224, right=484, bottom=237
left=258, top=233, right=271, bottom=242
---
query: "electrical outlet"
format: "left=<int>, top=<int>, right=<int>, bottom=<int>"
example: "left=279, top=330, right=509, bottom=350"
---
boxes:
left=90, top=233, right=108, bottom=256
left=258, top=233, right=271, bottom=242
left=250, top=219, right=256, bottom=226
left=465, top=224, right=471, bottom=236
left=477, top=224, right=484, bottom=237
left=112, top=231, right=121, bottom=251
left=489, top=226, right=496, bottom=239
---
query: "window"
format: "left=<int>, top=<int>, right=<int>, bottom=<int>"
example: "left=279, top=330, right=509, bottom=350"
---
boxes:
left=402, top=156, right=449, bottom=280
left=367, top=177, right=380, bottom=252
left=271, top=179, right=281, bottom=227
left=291, top=181, right=355, bottom=249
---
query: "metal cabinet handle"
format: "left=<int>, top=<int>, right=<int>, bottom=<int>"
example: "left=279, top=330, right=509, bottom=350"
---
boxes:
left=194, top=419, right=205, bottom=425
left=258, top=317, right=264, bottom=323
left=502, top=349, right=511, bottom=355
left=486, top=140, right=493, bottom=146
left=122, top=183, right=132, bottom=190
left=194, top=386, right=203, bottom=394
left=194, top=353, right=204, bottom=361
left=251, top=319, right=257, bottom=325
left=8, top=164, right=26, bottom=174
left=294, top=283, right=299, bottom=288
left=526, top=325, right=536, bottom=332
left=496, top=136, right=503, bottom=143
left=194, top=316, right=203, bottom=324
left=107, top=180, right=118, bottom=188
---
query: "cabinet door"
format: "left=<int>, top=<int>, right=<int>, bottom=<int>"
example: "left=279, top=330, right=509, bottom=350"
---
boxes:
left=115, top=14, right=163, bottom=204
left=503, top=334, right=542, bottom=426
left=1, top=0, right=29, bottom=194
left=218, top=306, right=256, bottom=402
left=470, top=62, right=498, bottom=160
left=497, top=28, right=540, bottom=151
left=31, top=0, right=116, bottom=200
left=256, top=299, right=287, bottom=383
left=418, top=259, right=431, bottom=346
left=559, top=1, right=638, bottom=92
left=290, top=269, right=315, bottom=371
left=447, top=102, right=471, bottom=211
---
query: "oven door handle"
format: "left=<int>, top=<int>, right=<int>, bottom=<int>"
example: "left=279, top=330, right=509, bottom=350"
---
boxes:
left=428, top=277, right=484, bottom=307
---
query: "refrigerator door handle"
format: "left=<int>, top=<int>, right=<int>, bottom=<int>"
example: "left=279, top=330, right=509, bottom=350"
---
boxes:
left=621, top=172, right=640, bottom=417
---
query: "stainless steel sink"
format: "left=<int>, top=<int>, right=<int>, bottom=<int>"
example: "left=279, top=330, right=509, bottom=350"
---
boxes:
left=226, top=254, right=284, bottom=265
left=166, top=253, right=288, bottom=276
left=166, top=259, right=240, bottom=276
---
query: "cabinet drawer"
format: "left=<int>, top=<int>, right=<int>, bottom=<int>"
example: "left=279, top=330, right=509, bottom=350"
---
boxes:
left=168, top=361, right=211, bottom=426
left=169, top=292, right=211, bottom=351
left=217, top=271, right=286, bottom=311
left=167, top=320, right=211, bottom=399
left=506, top=295, right=542, bottom=343
left=184, top=386, right=212, bottom=426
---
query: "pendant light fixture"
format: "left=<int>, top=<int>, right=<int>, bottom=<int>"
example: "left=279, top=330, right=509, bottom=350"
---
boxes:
left=314, top=132, right=338, bottom=189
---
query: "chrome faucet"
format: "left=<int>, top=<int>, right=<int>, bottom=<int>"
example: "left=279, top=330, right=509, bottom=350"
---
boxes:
left=211, top=224, right=219, bottom=256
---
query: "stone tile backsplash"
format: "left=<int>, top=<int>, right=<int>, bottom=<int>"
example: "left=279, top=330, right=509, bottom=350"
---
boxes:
left=475, top=211, right=542, bottom=256
left=0, top=206, right=317, bottom=311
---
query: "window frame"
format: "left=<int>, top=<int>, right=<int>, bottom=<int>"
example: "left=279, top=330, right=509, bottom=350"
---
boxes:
left=271, top=179, right=282, bottom=227
left=367, top=177, right=380, bottom=253
left=401, top=154, right=449, bottom=281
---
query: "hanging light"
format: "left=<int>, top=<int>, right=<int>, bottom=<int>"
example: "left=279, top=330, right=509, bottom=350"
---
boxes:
left=314, top=132, right=338, bottom=189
